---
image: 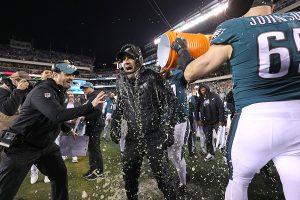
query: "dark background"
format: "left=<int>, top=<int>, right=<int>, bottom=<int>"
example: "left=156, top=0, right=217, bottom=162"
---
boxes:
left=0, top=0, right=213, bottom=66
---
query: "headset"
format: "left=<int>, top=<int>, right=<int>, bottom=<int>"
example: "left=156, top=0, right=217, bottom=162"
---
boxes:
left=117, top=44, right=143, bottom=65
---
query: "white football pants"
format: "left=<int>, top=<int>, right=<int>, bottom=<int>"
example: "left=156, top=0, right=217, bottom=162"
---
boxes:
left=168, top=121, right=187, bottom=185
left=225, top=100, right=300, bottom=200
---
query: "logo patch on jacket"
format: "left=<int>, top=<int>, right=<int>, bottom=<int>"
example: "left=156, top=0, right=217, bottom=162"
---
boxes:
left=44, top=93, right=51, bottom=98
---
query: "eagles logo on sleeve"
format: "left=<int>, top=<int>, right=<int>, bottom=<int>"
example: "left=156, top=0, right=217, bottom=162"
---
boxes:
left=211, top=28, right=225, bottom=41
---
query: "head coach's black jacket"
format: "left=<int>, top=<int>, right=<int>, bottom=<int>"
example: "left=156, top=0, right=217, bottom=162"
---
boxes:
left=199, top=84, right=225, bottom=125
left=110, top=67, right=177, bottom=142
left=9, top=79, right=95, bottom=148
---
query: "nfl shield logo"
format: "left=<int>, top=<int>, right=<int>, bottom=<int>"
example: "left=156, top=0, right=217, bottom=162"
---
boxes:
left=44, top=93, right=51, bottom=98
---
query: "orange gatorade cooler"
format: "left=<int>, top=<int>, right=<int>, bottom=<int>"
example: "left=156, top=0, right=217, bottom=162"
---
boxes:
left=157, top=31, right=211, bottom=71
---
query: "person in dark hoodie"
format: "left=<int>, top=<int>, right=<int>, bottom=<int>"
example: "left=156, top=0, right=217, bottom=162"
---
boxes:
left=198, top=84, right=225, bottom=161
left=0, top=61, right=106, bottom=200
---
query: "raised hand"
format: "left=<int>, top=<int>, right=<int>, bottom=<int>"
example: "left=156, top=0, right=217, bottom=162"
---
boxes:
left=91, top=91, right=106, bottom=107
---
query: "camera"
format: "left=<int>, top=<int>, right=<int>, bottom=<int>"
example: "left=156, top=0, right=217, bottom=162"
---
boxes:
left=0, top=77, right=15, bottom=90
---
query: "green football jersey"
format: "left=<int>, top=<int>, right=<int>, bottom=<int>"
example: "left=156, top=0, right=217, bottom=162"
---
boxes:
left=211, top=12, right=300, bottom=111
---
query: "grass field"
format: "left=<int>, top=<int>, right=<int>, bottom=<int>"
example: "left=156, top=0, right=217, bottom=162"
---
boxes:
left=16, top=139, right=284, bottom=200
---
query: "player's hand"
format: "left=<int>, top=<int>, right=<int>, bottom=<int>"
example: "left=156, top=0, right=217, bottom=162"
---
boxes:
left=171, top=38, right=193, bottom=72
left=91, top=91, right=106, bottom=108
left=17, top=79, right=29, bottom=90
left=171, top=38, right=187, bottom=53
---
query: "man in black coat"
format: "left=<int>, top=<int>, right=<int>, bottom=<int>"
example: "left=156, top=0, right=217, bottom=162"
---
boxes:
left=0, top=61, right=105, bottom=200
left=198, top=84, right=225, bottom=161
left=80, top=82, right=104, bottom=180
left=111, top=44, right=177, bottom=200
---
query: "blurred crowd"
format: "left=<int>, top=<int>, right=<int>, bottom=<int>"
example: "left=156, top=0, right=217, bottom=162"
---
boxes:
left=0, top=44, right=94, bottom=67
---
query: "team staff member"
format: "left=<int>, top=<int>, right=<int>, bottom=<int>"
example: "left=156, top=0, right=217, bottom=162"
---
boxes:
left=198, top=84, right=225, bottom=161
left=187, top=87, right=201, bottom=156
left=80, top=82, right=104, bottom=180
left=0, top=71, right=30, bottom=131
left=183, top=0, right=300, bottom=199
left=111, top=44, right=177, bottom=200
left=0, top=61, right=105, bottom=200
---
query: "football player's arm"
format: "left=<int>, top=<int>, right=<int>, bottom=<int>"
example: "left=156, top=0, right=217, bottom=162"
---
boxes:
left=184, top=44, right=232, bottom=82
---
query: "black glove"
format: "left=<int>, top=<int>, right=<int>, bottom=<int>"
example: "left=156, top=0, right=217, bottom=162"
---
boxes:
left=171, top=38, right=194, bottom=72
left=171, top=38, right=187, bottom=54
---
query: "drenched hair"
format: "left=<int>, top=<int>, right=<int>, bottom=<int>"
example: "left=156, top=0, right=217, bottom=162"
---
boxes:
left=251, top=0, right=273, bottom=7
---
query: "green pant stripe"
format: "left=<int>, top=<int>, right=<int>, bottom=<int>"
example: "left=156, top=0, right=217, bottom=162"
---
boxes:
left=226, top=113, right=241, bottom=180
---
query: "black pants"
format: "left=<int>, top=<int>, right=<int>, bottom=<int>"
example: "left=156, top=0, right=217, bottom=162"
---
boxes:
left=86, top=125, right=103, bottom=172
left=0, top=142, right=68, bottom=200
left=122, top=138, right=176, bottom=200
left=203, top=124, right=219, bottom=155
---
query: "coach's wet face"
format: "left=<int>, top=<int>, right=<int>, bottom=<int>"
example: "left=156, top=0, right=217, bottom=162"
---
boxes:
left=122, top=54, right=139, bottom=74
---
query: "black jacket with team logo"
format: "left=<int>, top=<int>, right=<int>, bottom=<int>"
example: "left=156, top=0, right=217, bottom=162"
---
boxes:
left=199, top=84, right=225, bottom=125
left=110, top=67, right=177, bottom=142
left=9, top=79, right=95, bottom=148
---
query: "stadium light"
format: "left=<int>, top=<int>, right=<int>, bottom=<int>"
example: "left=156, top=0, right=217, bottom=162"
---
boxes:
left=154, top=38, right=161, bottom=45
left=153, top=1, right=228, bottom=45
